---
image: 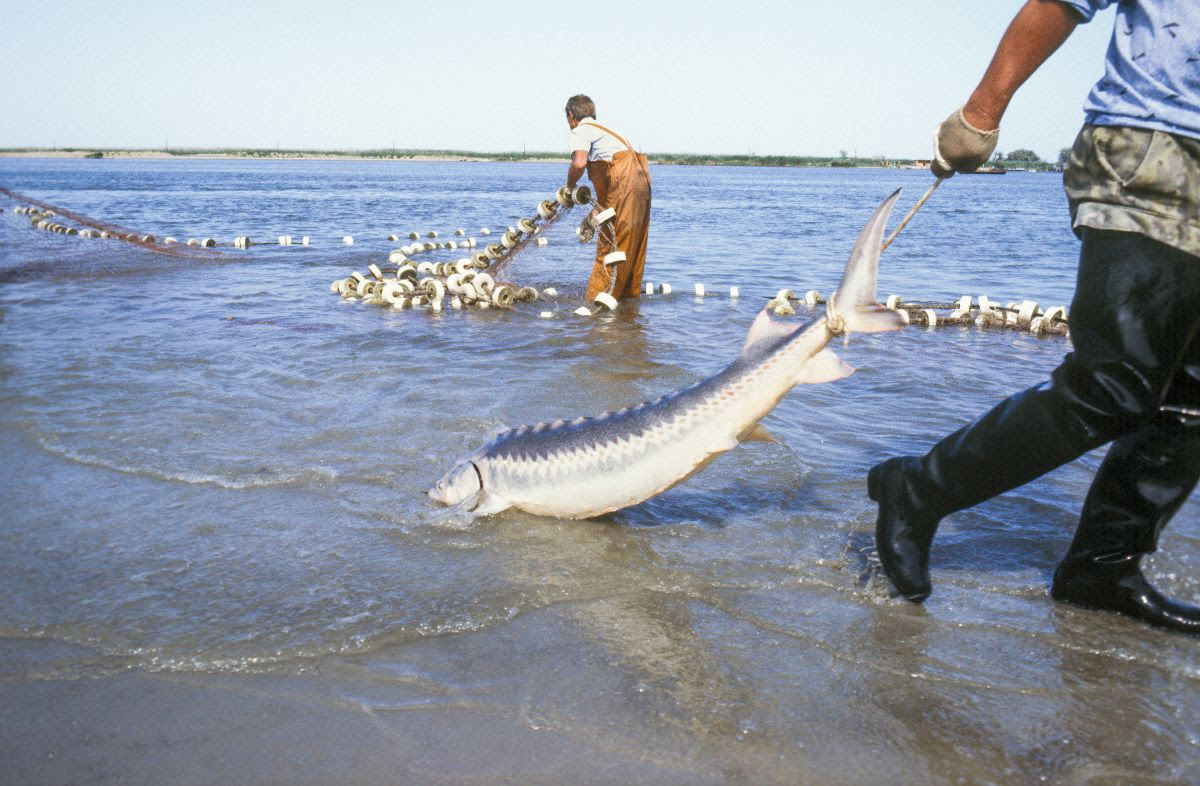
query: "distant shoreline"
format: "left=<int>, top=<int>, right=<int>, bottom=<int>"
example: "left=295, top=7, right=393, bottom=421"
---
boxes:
left=0, top=148, right=1059, bottom=171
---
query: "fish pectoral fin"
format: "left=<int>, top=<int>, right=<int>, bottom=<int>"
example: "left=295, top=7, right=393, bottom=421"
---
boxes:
left=708, top=432, right=741, bottom=455
left=741, top=423, right=777, bottom=443
left=470, top=493, right=511, bottom=517
left=796, top=348, right=855, bottom=384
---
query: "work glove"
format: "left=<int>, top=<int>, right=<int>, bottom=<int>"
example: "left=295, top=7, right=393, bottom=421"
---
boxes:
left=577, top=211, right=596, bottom=243
left=932, top=107, right=999, bottom=177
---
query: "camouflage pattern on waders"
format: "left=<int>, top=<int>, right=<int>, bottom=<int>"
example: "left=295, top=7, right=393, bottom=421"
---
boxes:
left=1064, top=124, right=1200, bottom=259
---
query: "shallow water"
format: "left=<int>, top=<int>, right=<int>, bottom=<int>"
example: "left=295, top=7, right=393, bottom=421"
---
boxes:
left=1, top=159, right=1197, bottom=784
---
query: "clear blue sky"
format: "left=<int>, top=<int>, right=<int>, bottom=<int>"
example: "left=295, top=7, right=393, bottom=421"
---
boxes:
left=0, top=0, right=1115, bottom=160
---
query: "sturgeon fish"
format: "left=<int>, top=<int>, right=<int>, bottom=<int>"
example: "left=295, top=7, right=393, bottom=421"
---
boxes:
left=429, top=189, right=905, bottom=519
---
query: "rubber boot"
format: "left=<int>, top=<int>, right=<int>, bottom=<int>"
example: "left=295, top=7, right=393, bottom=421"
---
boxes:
left=869, top=379, right=1113, bottom=601
left=871, top=229, right=1200, bottom=603
left=1051, top=411, right=1200, bottom=635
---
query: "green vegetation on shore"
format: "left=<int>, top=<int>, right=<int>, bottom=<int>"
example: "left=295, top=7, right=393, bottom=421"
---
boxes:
left=0, top=147, right=1061, bottom=171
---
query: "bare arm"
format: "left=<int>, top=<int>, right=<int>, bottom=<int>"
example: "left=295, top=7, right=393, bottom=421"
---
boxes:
left=566, top=149, right=587, bottom=188
left=963, top=0, right=1082, bottom=130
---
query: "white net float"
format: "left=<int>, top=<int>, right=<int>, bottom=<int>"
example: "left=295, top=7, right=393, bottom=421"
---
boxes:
left=517, top=218, right=537, bottom=234
left=537, top=200, right=557, bottom=219
left=556, top=186, right=573, bottom=206
left=140, top=235, right=156, bottom=244
left=602, top=251, right=626, bottom=266
left=387, top=233, right=400, bottom=242
left=416, top=261, right=435, bottom=274
left=1044, top=305, right=1068, bottom=322
left=593, top=207, right=616, bottom=224
left=804, top=290, right=821, bottom=305
left=593, top=292, right=619, bottom=311
left=368, top=263, right=383, bottom=280
left=392, top=297, right=409, bottom=309
left=923, top=309, right=938, bottom=327
left=492, top=286, right=515, bottom=306
left=350, top=271, right=366, bottom=283
left=423, top=279, right=446, bottom=300
left=397, top=265, right=417, bottom=280
left=1017, top=300, right=1039, bottom=324
left=408, top=231, right=420, bottom=240
left=423, top=242, right=436, bottom=251
left=573, top=306, right=593, bottom=316
left=388, top=250, right=407, bottom=264
left=301, top=236, right=309, bottom=246
left=571, top=185, right=591, bottom=205
left=473, top=273, right=495, bottom=293
left=480, top=227, right=491, bottom=235
left=885, top=294, right=903, bottom=309
left=426, top=230, right=438, bottom=238
left=660, top=283, right=673, bottom=294
left=484, top=244, right=504, bottom=260
left=896, top=308, right=911, bottom=324
left=500, top=232, right=519, bottom=250
left=472, top=251, right=490, bottom=266
left=540, top=311, right=554, bottom=318
left=1029, top=316, right=1045, bottom=335
left=454, top=228, right=465, bottom=236
left=200, top=238, right=215, bottom=247
left=467, top=238, right=477, bottom=248
left=645, top=282, right=654, bottom=294
left=693, top=283, right=706, bottom=296
left=451, top=296, right=463, bottom=310
left=769, top=299, right=796, bottom=316
left=411, top=295, right=425, bottom=306
left=454, top=258, right=472, bottom=274
left=447, top=240, right=458, bottom=250
left=477, top=301, right=491, bottom=310
left=164, top=236, right=178, bottom=244
left=516, top=286, right=539, bottom=302
left=542, top=287, right=558, bottom=297
left=729, top=286, right=740, bottom=298
left=430, top=298, right=443, bottom=313
left=380, top=282, right=404, bottom=304
left=355, top=278, right=374, bottom=297
left=342, top=236, right=354, bottom=245
left=535, top=237, right=549, bottom=246
left=977, top=295, right=992, bottom=313
left=397, top=278, right=415, bottom=293
left=330, top=279, right=343, bottom=293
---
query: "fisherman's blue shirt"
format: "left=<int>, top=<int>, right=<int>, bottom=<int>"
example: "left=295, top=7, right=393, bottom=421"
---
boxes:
left=1059, top=0, right=1200, bottom=140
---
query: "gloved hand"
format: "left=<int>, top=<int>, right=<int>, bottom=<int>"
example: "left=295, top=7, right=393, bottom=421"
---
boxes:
left=577, top=211, right=596, bottom=243
left=932, top=107, right=999, bottom=177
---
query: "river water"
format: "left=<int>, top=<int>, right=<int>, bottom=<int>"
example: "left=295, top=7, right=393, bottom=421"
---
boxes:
left=1, top=159, right=1196, bottom=784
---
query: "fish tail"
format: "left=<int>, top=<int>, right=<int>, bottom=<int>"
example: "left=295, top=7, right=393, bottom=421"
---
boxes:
left=826, top=189, right=907, bottom=335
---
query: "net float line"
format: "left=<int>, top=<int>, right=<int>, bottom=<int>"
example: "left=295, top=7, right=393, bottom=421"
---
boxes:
left=1, top=187, right=224, bottom=259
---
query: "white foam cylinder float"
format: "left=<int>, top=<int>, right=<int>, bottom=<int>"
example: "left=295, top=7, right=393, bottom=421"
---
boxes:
left=330, top=279, right=342, bottom=293
left=392, top=297, right=408, bottom=309
left=451, top=296, right=463, bottom=309
left=480, top=228, right=491, bottom=235
left=485, top=244, right=505, bottom=260
left=885, top=294, right=902, bottom=310
left=423, top=242, right=436, bottom=251
left=278, top=235, right=291, bottom=246
left=351, top=271, right=366, bottom=283
left=411, top=295, right=425, bottom=306
left=556, top=186, right=573, bottom=206
left=492, top=286, right=515, bottom=306
left=423, top=279, right=446, bottom=300
left=1029, top=316, right=1045, bottom=335
left=435, top=242, right=446, bottom=250
left=804, top=290, right=820, bottom=305
left=408, top=231, right=420, bottom=240
left=574, top=306, right=593, bottom=316
left=446, top=274, right=463, bottom=293
left=454, top=258, right=472, bottom=274
left=517, top=218, right=537, bottom=234
left=454, top=228, right=465, bottom=236
left=1017, top=300, right=1039, bottom=324
left=473, top=273, right=495, bottom=293
left=693, top=283, right=706, bottom=297
left=542, top=287, right=558, bottom=297
left=571, top=185, right=592, bottom=205
left=645, top=282, right=654, bottom=294
left=500, top=232, right=519, bottom=249
left=536, top=237, right=549, bottom=246
left=343, top=236, right=354, bottom=245
left=101, top=231, right=112, bottom=239
left=397, top=264, right=417, bottom=279
left=540, top=311, right=554, bottom=318
left=417, top=261, right=435, bottom=274
left=368, top=263, right=384, bottom=280
left=660, top=283, right=673, bottom=294
left=593, top=292, right=619, bottom=311
left=380, top=282, right=404, bottom=304
left=426, top=231, right=438, bottom=238
left=388, top=249, right=407, bottom=264
left=467, top=238, right=477, bottom=248
left=516, top=286, right=538, bottom=301
left=430, top=298, right=443, bottom=313
left=603, top=251, right=626, bottom=266
left=923, top=309, right=938, bottom=327
left=768, top=298, right=795, bottom=316
left=201, top=238, right=215, bottom=247
left=593, top=207, right=616, bottom=225
left=187, top=238, right=199, bottom=246
left=164, top=237, right=178, bottom=244
left=977, top=295, right=992, bottom=314
left=957, top=295, right=972, bottom=312
left=472, top=251, right=489, bottom=266
left=233, top=236, right=250, bottom=248
left=896, top=308, right=911, bottom=324
left=140, top=234, right=156, bottom=243
left=355, top=278, right=373, bottom=297
left=537, top=201, right=557, bottom=219
left=397, top=278, right=415, bottom=292
left=447, top=240, right=458, bottom=250
left=477, top=301, right=491, bottom=310
left=1044, top=305, right=1068, bottom=322
left=729, top=286, right=740, bottom=298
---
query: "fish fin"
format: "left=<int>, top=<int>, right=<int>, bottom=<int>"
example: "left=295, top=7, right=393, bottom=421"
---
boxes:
left=796, top=348, right=855, bottom=384
left=841, top=305, right=907, bottom=334
left=826, top=189, right=901, bottom=330
left=471, top=493, right=511, bottom=517
left=741, top=423, right=777, bottom=443
left=740, top=308, right=799, bottom=358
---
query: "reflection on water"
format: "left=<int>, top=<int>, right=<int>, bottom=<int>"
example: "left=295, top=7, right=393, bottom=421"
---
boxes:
left=1, top=159, right=1197, bottom=783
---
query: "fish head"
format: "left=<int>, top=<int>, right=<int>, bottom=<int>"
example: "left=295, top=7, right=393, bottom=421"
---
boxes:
left=428, top=459, right=483, bottom=507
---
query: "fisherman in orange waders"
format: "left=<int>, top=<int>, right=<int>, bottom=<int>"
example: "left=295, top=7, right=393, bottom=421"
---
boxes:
left=563, top=94, right=651, bottom=302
